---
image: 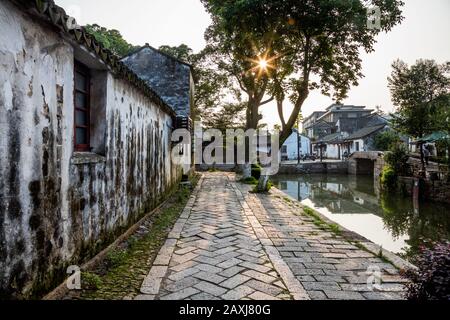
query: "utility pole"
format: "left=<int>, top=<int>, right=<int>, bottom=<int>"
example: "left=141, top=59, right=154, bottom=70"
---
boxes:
left=297, top=116, right=302, bottom=164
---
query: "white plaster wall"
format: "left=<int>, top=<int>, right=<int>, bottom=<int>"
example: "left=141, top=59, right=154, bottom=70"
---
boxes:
left=349, top=139, right=365, bottom=153
left=283, top=133, right=311, bottom=160
left=0, top=1, right=182, bottom=297
left=325, top=144, right=340, bottom=159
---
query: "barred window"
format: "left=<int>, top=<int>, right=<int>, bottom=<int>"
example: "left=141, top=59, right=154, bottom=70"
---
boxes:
left=74, top=62, right=90, bottom=151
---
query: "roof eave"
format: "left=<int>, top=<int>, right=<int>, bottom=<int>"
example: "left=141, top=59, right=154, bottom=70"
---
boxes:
left=11, top=0, right=177, bottom=118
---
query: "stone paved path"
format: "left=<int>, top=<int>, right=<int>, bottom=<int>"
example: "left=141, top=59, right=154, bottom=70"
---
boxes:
left=136, top=173, right=407, bottom=300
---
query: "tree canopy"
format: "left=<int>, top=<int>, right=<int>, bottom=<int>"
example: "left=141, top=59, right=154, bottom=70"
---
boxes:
left=157, top=44, right=243, bottom=129
left=85, top=24, right=139, bottom=57
left=201, top=0, right=404, bottom=144
left=389, top=59, right=450, bottom=139
left=158, top=44, right=194, bottom=63
left=389, top=59, right=450, bottom=171
left=374, top=130, right=401, bottom=151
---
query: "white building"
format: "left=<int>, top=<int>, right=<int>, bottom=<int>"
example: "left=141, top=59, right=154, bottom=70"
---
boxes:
left=313, top=132, right=348, bottom=159
left=281, top=129, right=311, bottom=160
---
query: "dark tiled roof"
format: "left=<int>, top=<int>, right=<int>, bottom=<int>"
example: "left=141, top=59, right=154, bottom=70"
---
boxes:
left=345, top=124, right=386, bottom=141
left=318, top=132, right=344, bottom=143
left=123, top=45, right=193, bottom=70
left=306, top=120, right=335, bottom=129
left=11, top=0, right=176, bottom=117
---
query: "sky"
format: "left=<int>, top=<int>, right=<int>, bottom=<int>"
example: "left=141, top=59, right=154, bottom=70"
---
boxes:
left=55, top=0, right=450, bottom=129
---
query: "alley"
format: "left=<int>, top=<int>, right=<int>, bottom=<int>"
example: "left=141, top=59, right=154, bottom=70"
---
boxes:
left=136, top=173, right=407, bottom=300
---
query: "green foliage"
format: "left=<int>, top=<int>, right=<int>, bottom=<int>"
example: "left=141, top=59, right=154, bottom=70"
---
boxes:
left=433, top=94, right=450, bottom=175
left=251, top=164, right=262, bottom=180
left=106, top=249, right=128, bottom=268
left=202, top=102, right=246, bottom=131
left=240, top=176, right=258, bottom=185
left=384, top=143, right=410, bottom=176
left=157, top=44, right=241, bottom=129
left=252, top=180, right=273, bottom=193
left=381, top=141, right=408, bottom=192
left=158, top=44, right=193, bottom=63
left=329, top=224, right=342, bottom=236
left=81, top=272, right=102, bottom=290
left=380, top=166, right=397, bottom=191
left=374, top=131, right=401, bottom=151
left=85, top=24, right=139, bottom=57
left=303, top=207, right=342, bottom=235
left=201, top=0, right=403, bottom=144
left=389, top=59, right=449, bottom=140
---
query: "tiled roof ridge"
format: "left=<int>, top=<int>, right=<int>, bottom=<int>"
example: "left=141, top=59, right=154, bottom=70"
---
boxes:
left=123, top=44, right=194, bottom=70
left=345, top=124, right=387, bottom=140
left=11, top=0, right=176, bottom=117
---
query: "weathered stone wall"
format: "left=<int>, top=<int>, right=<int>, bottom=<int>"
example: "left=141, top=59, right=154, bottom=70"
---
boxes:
left=277, top=162, right=348, bottom=174
left=398, top=177, right=450, bottom=204
left=0, top=1, right=181, bottom=298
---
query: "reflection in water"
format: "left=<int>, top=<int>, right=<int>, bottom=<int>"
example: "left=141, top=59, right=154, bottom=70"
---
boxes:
left=272, top=174, right=450, bottom=261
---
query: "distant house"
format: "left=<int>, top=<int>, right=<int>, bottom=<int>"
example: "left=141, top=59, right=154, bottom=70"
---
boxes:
left=303, top=105, right=395, bottom=159
left=313, top=132, right=348, bottom=159
left=303, top=104, right=374, bottom=141
left=317, top=104, right=373, bottom=124
left=122, top=45, right=195, bottom=120
left=342, top=124, right=389, bottom=154
left=305, top=120, right=336, bottom=140
left=303, top=111, right=326, bottom=138
left=281, top=129, right=311, bottom=160
left=123, top=45, right=195, bottom=170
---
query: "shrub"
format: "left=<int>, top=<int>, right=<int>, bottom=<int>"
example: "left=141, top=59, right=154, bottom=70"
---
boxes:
left=384, top=143, right=409, bottom=176
left=380, top=165, right=397, bottom=191
left=240, top=176, right=258, bottom=185
left=81, top=272, right=103, bottom=290
left=251, top=180, right=273, bottom=193
left=402, top=241, right=450, bottom=300
left=251, top=164, right=262, bottom=180
left=374, top=131, right=401, bottom=151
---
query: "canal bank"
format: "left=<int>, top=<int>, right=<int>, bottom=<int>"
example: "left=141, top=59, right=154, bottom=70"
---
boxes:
left=271, top=174, right=450, bottom=262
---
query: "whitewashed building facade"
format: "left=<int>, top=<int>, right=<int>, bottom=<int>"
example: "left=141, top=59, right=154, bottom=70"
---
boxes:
left=281, top=129, right=311, bottom=160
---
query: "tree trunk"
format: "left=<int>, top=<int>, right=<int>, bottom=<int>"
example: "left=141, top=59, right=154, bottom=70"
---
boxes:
left=242, top=163, right=251, bottom=179
left=240, top=98, right=260, bottom=180
left=256, top=85, right=309, bottom=192
left=256, top=174, right=270, bottom=193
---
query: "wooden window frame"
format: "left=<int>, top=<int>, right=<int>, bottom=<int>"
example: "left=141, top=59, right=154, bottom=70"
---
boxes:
left=74, top=62, right=91, bottom=152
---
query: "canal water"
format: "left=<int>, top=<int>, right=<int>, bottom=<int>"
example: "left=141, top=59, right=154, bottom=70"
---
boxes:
left=272, top=174, right=450, bottom=262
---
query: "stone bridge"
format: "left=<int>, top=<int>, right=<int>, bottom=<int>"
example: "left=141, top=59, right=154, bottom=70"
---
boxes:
left=348, top=151, right=385, bottom=175
left=348, top=152, right=385, bottom=193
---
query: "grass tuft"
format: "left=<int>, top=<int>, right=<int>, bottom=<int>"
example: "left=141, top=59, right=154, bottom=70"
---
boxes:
left=240, top=176, right=259, bottom=185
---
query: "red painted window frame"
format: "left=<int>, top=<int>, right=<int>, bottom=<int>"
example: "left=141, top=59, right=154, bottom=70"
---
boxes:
left=74, top=62, right=91, bottom=152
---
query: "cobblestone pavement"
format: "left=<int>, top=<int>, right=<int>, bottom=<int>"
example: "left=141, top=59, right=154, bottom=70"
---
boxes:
left=136, top=173, right=407, bottom=300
